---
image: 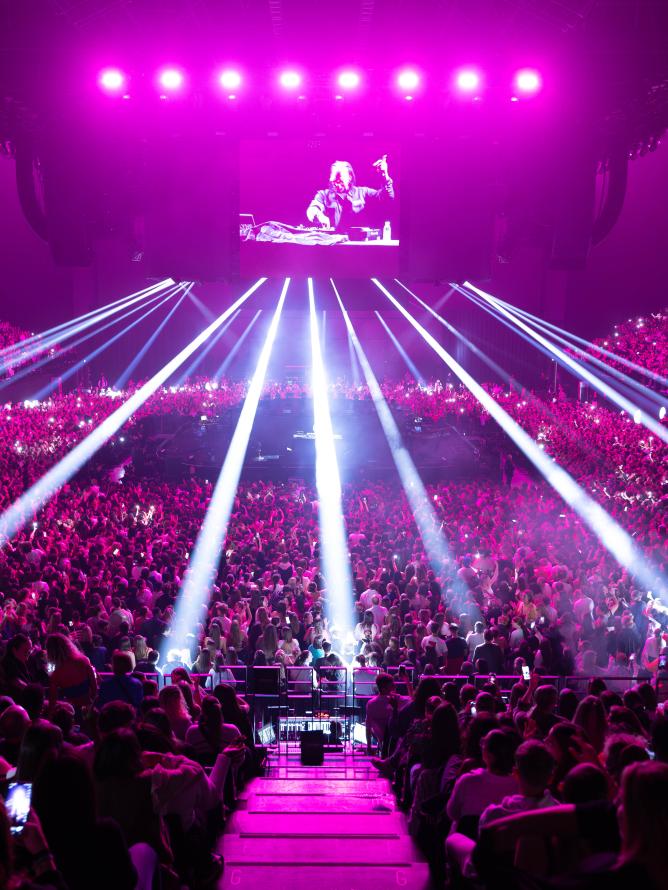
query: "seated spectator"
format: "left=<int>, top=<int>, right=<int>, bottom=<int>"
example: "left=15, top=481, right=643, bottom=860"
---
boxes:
left=184, top=694, right=242, bottom=766
left=158, top=685, right=193, bottom=741
left=479, top=740, right=558, bottom=827
left=96, top=651, right=144, bottom=710
left=447, top=729, right=520, bottom=835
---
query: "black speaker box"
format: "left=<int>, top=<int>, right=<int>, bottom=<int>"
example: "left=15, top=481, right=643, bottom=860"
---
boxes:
left=300, top=730, right=325, bottom=765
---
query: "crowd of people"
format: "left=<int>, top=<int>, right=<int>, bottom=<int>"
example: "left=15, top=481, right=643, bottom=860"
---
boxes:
left=368, top=667, right=668, bottom=888
left=0, top=322, right=32, bottom=355
left=587, top=309, right=668, bottom=385
left=0, top=321, right=53, bottom=378
left=0, top=309, right=666, bottom=888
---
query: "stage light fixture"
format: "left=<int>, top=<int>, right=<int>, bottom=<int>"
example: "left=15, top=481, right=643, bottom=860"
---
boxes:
left=514, top=68, right=541, bottom=95
left=454, top=68, right=481, bottom=93
left=397, top=69, right=420, bottom=92
left=279, top=70, right=301, bottom=90
left=338, top=70, right=360, bottom=90
left=219, top=69, right=242, bottom=91
left=158, top=68, right=184, bottom=91
left=99, top=68, right=125, bottom=93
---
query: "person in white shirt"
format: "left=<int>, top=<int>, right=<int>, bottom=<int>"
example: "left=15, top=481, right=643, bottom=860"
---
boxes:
left=573, top=590, right=594, bottom=625
left=359, top=586, right=377, bottom=611
left=370, top=595, right=388, bottom=630
left=277, top=626, right=301, bottom=662
left=421, top=621, right=448, bottom=658
left=354, top=611, right=380, bottom=642
left=478, top=740, right=558, bottom=829
left=466, top=621, right=485, bottom=658
left=640, top=627, right=664, bottom=672
left=447, top=729, right=519, bottom=832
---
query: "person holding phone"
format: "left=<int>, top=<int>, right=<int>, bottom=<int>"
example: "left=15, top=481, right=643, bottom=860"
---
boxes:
left=0, top=795, right=65, bottom=888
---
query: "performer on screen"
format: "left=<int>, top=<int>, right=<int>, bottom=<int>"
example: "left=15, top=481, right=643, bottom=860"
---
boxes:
left=306, top=155, right=394, bottom=231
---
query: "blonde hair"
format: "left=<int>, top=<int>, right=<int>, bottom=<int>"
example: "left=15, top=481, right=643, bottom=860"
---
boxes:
left=158, top=685, right=190, bottom=720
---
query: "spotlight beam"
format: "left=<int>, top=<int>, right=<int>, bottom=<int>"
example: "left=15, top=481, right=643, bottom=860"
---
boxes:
left=398, top=282, right=516, bottom=385
left=33, top=288, right=180, bottom=400
left=464, top=282, right=668, bottom=445
left=399, top=280, right=621, bottom=476
left=471, top=292, right=668, bottom=399
left=375, top=310, right=426, bottom=385
left=2, top=280, right=172, bottom=367
left=0, top=279, right=267, bottom=545
left=333, top=281, right=451, bottom=573
left=114, top=289, right=190, bottom=390
left=373, top=278, right=667, bottom=601
left=174, top=309, right=241, bottom=387
left=459, top=287, right=665, bottom=417
left=308, top=279, right=354, bottom=641
left=506, top=303, right=668, bottom=389
left=186, top=289, right=216, bottom=324
left=347, top=329, right=361, bottom=387
left=1, top=285, right=182, bottom=393
left=164, top=279, right=289, bottom=655
left=213, top=310, right=263, bottom=379
left=457, top=285, right=665, bottom=415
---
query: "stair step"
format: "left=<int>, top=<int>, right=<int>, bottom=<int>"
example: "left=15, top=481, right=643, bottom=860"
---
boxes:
left=227, top=811, right=405, bottom=837
left=220, top=864, right=432, bottom=890
left=246, top=793, right=395, bottom=813
left=240, top=778, right=391, bottom=797
left=221, top=834, right=418, bottom=864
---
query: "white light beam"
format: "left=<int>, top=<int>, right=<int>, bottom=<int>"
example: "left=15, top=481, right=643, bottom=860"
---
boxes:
left=373, top=278, right=667, bottom=601
left=308, top=278, right=355, bottom=642
left=0, top=279, right=267, bottom=545
left=165, top=279, right=290, bottom=654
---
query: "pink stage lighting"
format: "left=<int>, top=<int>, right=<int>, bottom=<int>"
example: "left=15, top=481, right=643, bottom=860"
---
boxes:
left=514, top=68, right=542, bottom=95
left=279, top=70, right=301, bottom=90
left=219, top=69, right=242, bottom=91
left=454, top=68, right=481, bottom=93
left=99, top=68, right=125, bottom=93
left=397, top=69, right=420, bottom=92
left=338, top=70, right=360, bottom=90
left=158, top=68, right=184, bottom=91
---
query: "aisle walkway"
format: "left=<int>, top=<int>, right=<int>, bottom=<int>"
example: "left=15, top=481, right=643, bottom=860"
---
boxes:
left=218, top=753, right=432, bottom=889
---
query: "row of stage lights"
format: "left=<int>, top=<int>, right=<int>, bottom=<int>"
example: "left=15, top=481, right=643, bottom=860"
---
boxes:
left=98, top=66, right=543, bottom=102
